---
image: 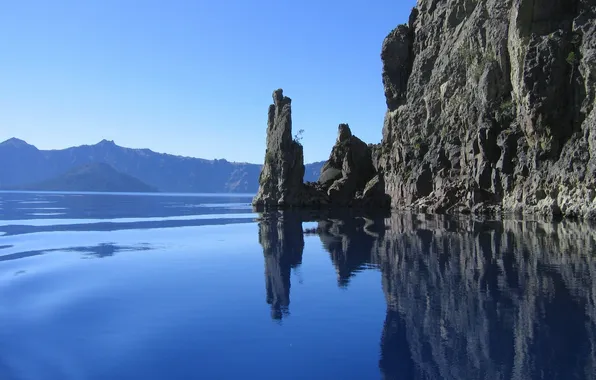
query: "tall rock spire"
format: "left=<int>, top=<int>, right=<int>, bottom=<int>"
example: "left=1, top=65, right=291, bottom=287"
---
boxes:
left=253, top=89, right=306, bottom=209
left=253, top=89, right=390, bottom=209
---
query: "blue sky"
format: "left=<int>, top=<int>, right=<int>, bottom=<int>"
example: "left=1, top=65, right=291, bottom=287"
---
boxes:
left=0, top=0, right=415, bottom=164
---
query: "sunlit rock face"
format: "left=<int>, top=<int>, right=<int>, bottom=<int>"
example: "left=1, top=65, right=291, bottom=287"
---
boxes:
left=379, top=0, right=596, bottom=217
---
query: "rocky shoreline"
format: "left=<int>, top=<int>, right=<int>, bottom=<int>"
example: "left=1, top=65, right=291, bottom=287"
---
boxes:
left=254, top=0, right=596, bottom=219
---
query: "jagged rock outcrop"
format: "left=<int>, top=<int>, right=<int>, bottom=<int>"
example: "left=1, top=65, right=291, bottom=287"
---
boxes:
left=253, top=89, right=307, bottom=208
left=378, top=0, right=596, bottom=218
left=318, top=123, right=388, bottom=206
left=253, top=90, right=390, bottom=209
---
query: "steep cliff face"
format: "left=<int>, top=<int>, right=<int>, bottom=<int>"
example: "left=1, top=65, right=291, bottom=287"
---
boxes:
left=379, top=0, right=596, bottom=217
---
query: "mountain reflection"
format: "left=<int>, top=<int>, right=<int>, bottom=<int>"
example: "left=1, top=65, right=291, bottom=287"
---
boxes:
left=257, top=212, right=596, bottom=380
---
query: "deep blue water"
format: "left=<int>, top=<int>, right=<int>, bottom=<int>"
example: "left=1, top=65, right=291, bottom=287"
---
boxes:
left=0, top=191, right=595, bottom=380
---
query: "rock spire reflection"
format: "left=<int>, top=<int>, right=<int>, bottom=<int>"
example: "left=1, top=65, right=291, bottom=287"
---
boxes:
left=257, top=211, right=596, bottom=379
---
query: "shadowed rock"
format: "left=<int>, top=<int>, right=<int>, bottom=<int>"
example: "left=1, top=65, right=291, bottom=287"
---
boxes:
left=318, top=124, right=382, bottom=206
left=253, top=89, right=306, bottom=208
left=253, top=91, right=390, bottom=210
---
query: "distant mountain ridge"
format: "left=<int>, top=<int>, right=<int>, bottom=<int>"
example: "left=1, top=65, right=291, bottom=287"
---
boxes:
left=14, top=162, right=157, bottom=193
left=0, top=138, right=324, bottom=193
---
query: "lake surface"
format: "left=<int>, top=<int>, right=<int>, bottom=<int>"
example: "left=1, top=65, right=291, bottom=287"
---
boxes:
left=0, top=191, right=595, bottom=380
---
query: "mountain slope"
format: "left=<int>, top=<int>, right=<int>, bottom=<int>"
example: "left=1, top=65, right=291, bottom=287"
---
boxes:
left=0, top=138, right=47, bottom=187
left=16, top=163, right=157, bottom=192
left=0, top=138, right=325, bottom=193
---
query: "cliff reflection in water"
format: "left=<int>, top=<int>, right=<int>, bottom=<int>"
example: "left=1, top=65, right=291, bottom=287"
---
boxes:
left=257, top=212, right=596, bottom=380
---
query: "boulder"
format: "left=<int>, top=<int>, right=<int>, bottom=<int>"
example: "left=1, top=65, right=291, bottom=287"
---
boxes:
left=318, top=124, right=377, bottom=205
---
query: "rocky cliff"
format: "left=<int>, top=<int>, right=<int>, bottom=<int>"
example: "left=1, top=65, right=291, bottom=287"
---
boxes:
left=253, top=90, right=389, bottom=209
left=254, top=1, right=595, bottom=218
left=378, top=0, right=596, bottom=217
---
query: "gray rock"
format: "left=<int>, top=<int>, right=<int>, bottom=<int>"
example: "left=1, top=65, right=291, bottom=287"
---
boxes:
left=377, top=0, right=596, bottom=218
left=254, top=92, right=390, bottom=209
left=253, top=89, right=306, bottom=208
left=318, top=124, right=379, bottom=205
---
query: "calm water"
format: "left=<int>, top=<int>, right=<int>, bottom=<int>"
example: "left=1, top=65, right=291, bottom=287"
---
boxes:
left=0, top=192, right=595, bottom=380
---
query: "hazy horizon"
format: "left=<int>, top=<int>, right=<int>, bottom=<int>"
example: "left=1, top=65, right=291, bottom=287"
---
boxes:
left=0, top=0, right=416, bottom=164
left=0, top=136, right=326, bottom=165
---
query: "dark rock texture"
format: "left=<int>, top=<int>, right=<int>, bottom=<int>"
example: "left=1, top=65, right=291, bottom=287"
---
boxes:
left=319, top=124, right=379, bottom=205
left=253, top=91, right=390, bottom=209
left=378, top=0, right=596, bottom=218
left=253, top=89, right=308, bottom=208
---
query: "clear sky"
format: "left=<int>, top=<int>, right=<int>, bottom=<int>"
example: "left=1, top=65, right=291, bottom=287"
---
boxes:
left=0, top=0, right=415, bottom=164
